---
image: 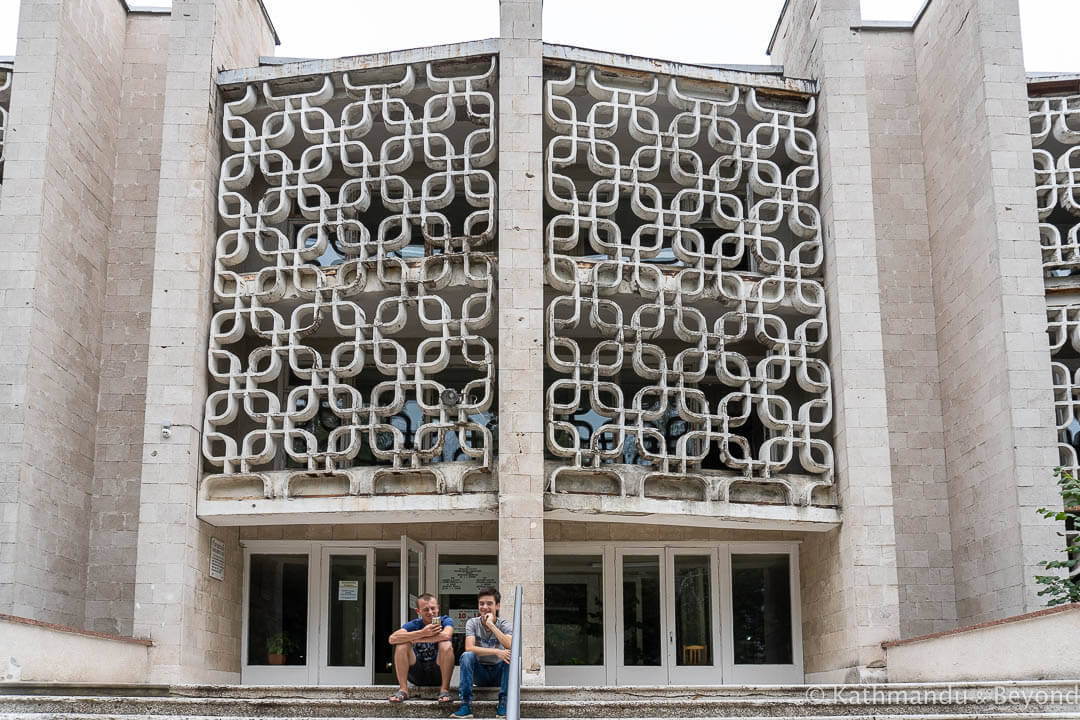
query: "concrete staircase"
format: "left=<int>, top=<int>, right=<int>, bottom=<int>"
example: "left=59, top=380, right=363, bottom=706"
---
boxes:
left=1, top=682, right=1079, bottom=718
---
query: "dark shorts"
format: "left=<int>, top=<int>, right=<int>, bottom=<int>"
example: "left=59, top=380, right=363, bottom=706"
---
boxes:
left=407, top=660, right=443, bottom=687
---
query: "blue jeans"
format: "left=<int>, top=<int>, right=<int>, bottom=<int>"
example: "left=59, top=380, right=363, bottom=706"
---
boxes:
left=458, top=650, right=508, bottom=704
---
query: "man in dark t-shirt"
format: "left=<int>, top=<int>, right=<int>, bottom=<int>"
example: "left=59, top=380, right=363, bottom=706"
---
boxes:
left=387, top=593, right=455, bottom=704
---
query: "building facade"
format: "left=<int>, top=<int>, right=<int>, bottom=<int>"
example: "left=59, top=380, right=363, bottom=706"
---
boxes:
left=0, top=0, right=1075, bottom=686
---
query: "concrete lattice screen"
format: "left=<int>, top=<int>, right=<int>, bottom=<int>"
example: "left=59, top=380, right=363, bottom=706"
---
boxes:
left=0, top=66, right=10, bottom=190
left=541, top=63, right=834, bottom=507
left=202, top=56, right=499, bottom=500
left=1035, top=93, right=1080, bottom=481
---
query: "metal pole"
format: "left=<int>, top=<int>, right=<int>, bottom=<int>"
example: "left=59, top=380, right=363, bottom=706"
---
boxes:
left=506, top=584, right=523, bottom=720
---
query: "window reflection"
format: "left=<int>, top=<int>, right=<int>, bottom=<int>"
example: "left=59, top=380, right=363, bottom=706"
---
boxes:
left=545, top=555, right=604, bottom=665
left=731, top=553, right=792, bottom=665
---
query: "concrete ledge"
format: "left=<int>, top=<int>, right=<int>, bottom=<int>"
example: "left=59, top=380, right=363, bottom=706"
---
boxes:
left=883, top=603, right=1080, bottom=681
left=543, top=42, right=816, bottom=94
left=545, top=493, right=841, bottom=531
left=198, top=491, right=498, bottom=526
left=0, top=614, right=151, bottom=683
left=216, top=39, right=500, bottom=90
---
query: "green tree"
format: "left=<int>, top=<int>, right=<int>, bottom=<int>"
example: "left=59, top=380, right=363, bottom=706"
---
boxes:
left=1034, top=468, right=1080, bottom=606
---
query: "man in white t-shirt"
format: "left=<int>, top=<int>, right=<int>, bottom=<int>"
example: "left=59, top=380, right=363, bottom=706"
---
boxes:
left=450, top=586, right=512, bottom=719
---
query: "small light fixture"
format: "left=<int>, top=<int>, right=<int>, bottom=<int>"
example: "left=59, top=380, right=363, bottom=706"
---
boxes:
left=440, top=388, right=461, bottom=408
left=161, top=422, right=172, bottom=439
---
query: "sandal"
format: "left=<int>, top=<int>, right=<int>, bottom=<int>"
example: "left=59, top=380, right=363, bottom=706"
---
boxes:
left=437, top=691, right=453, bottom=704
left=388, top=690, right=409, bottom=703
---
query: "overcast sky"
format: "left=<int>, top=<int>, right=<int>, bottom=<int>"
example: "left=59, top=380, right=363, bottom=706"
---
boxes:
left=0, top=1, right=1077, bottom=71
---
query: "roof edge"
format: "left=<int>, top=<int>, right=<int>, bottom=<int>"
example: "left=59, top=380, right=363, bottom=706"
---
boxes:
left=217, top=38, right=500, bottom=88
left=543, top=43, right=816, bottom=95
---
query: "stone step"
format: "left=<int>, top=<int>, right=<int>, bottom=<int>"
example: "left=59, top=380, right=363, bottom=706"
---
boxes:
left=1, top=683, right=1078, bottom=718
left=3, top=716, right=1080, bottom=720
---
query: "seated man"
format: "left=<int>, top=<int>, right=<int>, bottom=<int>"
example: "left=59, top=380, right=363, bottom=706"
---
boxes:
left=388, top=593, right=454, bottom=704
left=452, top=586, right=512, bottom=719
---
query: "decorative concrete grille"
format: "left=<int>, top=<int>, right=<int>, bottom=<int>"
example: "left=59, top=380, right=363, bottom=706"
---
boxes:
left=542, top=64, right=833, bottom=506
left=1033, top=93, right=1080, bottom=479
left=0, top=66, right=10, bottom=187
left=1031, top=94, right=1080, bottom=278
left=203, top=57, right=498, bottom=497
left=1048, top=304, right=1080, bottom=479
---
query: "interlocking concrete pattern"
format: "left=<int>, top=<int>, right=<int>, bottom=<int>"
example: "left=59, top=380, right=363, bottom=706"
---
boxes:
left=203, top=57, right=499, bottom=500
left=0, top=66, right=9, bottom=189
left=1035, top=93, right=1080, bottom=478
left=542, top=64, right=833, bottom=507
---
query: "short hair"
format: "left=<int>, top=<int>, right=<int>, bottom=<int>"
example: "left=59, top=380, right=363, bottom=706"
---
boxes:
left=477, top=586, right=500, bottom=604
left=417, top=592, right=437, bottom=606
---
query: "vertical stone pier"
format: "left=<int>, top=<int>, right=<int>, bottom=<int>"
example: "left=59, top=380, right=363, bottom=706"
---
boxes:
left=496, top=0, right=546, bottom=684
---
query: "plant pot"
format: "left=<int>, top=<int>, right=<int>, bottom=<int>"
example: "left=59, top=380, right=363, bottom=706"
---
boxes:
left=267, top=653, right=285, bottom=665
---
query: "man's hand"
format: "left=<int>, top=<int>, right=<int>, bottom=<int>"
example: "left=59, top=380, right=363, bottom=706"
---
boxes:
left=482, top=612, right=495, bottom=630
left=423, top=621, right=442, bottom=637
left=494, top=647, right=511, bottom=664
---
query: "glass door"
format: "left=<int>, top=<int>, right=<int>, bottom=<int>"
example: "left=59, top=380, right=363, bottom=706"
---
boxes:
left=615, top=549, right=665, bottom=683
left=615, top=547, right=723, bottom=685
left=400, top=535, right=425, bottom=623
left=665, top=549, right=721, bottom=684
left=318, top=547, right=374, bottom=685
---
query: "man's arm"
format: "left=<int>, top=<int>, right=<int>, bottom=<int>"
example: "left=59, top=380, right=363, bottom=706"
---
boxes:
left=486, top=618, right=512, bottom=650
left=465, top=633, right=505, bottom=659
left=389, top=622, right=440, bottom=645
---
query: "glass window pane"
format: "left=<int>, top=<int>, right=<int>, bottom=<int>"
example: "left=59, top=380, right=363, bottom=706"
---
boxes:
left=674, top=555, right=713, bottom=666
left=407, top=547, right=421, bottom=610
left=248, top=554, right=308, bottom=666
left=544, top=554, right=604, bottom=665
left=731, top=553, right=792, bottom=665
left=621, top=555, right=661, bottom=666
left=328, top=554, right=367, bottom=666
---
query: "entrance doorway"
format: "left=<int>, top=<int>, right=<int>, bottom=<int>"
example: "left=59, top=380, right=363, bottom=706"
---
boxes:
left=545, top=541, right=803, bottom=685
left=616, top=548, right=719, bottom=685
left=241, top=535, right=427, bottom=685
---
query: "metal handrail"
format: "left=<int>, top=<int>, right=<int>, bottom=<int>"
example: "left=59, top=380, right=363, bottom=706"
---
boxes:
left=506, top=584, right=523, bottom=720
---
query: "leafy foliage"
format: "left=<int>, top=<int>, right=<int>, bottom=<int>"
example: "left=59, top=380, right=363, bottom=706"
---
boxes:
left=1035, top=468, right=1080, bottom=606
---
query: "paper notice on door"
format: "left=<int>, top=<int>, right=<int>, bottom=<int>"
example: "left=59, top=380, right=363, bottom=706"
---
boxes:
left=338, top=580, right=359, bottom=601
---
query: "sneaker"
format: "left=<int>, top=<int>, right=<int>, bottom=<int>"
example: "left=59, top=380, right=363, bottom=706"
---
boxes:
left=450, top=705, right=474, bottom=719
left=495, top=702, right=507, bottom=718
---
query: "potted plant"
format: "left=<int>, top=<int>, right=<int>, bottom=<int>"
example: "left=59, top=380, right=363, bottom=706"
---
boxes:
left=266, top=632, right=297, bottom=665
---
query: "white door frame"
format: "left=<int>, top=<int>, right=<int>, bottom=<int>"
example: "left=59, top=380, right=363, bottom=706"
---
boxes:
left=545, top=540, right=802, bottom=686
left=543, top=544, right=612, bottom=686
left=721, top=542, right=804, bottom=684
left=614, top=546, right=666, bottom=684
left=664, top=547, right=722, bottom=685
left=317, top=546, right=375, bottom=685
left=240, top=542, right=320, bottom=685
left=400, top=534, right=426, bottom=625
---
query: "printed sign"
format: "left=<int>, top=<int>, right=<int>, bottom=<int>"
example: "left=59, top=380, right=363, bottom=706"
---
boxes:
left=438, top=563, right=497, bottom=595
left=338, top=580, right=359, bottom=601
left=450, top=607, right=478, bottom=633
left=209, top=538, right=225, bottom=581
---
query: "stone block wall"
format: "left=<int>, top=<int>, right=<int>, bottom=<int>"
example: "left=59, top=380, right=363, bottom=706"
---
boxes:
left=911, top=0, right=1059, bottom=625
left=0, top=0, right=128, bottom=628
left=131, top=0, right=275, bottom=683
left=85, top=11, right=170, bottom=637
left=770, top=0, right=901, bottom=677
left=861, top=28, right=957, bottom=638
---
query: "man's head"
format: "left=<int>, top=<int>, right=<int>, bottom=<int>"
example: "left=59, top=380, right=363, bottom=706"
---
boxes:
left=477, top=586, right=501, bottom=616
left=416, top=593, right=440, bottom=623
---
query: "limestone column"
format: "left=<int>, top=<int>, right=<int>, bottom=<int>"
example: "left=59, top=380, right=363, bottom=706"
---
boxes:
left=131, top=0, right=274, bottom=682
left=496, top=0, right=546, bottom=684
left=0, top=0, right=127, bottom=628
left=769, top=0, right=902, bottom=680
left=911, top=0, right=1060, bottom=624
